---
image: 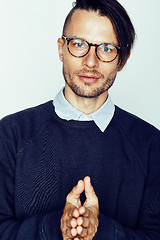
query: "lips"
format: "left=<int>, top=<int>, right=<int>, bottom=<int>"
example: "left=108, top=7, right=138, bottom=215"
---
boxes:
left=78, top=74, right=99, bottom=84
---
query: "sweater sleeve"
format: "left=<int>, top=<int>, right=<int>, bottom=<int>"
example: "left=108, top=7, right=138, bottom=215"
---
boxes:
left=0, top=114, right=64, bottom=240
left=0, top=212, right=63, bottom=239
left=94, top=210, right=160, bottom=240
left=94, top=133, right=160, bottom=240
left=0, top=135, right=63, bottom=240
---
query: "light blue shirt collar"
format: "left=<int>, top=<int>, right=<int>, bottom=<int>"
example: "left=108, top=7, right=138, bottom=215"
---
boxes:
left=53, top=88, right=115, bottom=132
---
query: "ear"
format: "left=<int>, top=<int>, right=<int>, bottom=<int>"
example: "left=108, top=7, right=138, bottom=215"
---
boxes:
left=118, top=53, right=130, bottom=72
left=57, top=38, right=64, bottom=62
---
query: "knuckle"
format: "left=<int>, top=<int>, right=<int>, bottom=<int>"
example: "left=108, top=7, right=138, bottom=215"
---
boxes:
left=77, top=225, right=83, bottom=234
left=84, top=218, right=90, bottom=228
left=66, top=228, right=72, bottom=238
left=81, top=228, right=88, bottom=237
left=83, top=208, right=89, bottom=217
left=77, top=216, right=83, bottom=226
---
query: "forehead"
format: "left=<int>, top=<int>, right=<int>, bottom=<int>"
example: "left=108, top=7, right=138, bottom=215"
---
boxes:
left=66, top=9, right=118, bottom=44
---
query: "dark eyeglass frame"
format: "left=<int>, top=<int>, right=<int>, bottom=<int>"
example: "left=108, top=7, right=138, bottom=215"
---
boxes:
left=62, top=35, right=121, bottom=63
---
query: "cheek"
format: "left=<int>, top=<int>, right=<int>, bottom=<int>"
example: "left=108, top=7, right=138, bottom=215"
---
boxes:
left=64, top=55, right=82, bottom=72
left=102, top=61, right=119, bottom=76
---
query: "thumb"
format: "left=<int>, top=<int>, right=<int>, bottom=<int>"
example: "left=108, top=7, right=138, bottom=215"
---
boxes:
left=84, top=176, right=98, bottom=207
left=67, top=180, right=84, bottom=207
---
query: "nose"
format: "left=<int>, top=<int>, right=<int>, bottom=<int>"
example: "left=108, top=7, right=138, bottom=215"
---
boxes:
left=82, top=46, right=99, bottom=69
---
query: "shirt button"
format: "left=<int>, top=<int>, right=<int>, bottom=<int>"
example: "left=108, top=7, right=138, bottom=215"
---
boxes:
left=84, top=116, right=89, bottom=120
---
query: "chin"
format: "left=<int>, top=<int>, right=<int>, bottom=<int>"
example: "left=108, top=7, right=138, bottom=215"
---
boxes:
left=71, top=86, right=108, bottom=99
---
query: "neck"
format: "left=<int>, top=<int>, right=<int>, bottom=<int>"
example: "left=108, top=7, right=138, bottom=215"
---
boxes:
left=64, top=86, right=108, bottom=115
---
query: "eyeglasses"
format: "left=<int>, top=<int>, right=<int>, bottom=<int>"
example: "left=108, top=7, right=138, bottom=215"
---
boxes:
left=62, top=36, right=120, bottom=63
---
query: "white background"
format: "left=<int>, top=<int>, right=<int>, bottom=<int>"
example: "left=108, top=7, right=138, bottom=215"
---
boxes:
left=0, top=0, right=160, bottom=129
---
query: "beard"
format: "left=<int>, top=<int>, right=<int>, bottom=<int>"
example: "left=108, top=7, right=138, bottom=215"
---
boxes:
left=63, top=65, right=118, bottom=98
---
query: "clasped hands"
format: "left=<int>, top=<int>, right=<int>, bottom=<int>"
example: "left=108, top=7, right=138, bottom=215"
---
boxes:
left=61, top=176, right=99, bottom=240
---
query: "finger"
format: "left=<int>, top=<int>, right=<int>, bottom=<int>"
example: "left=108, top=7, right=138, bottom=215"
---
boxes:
left=66, top=228, right=77, bottom=238
left=71, top=228, right=77, bottom=237
left=70, top=218, right=77, bottom=228
left=67, top=180, right=85, bottom=207
left=73, top=208, right=80, bottom=218
left=79, top=206, right=86, bottom=215
left=82, top=217, right=89, bottom=228
left=67, top=205, right=79, bottom=218
left=77, top=226, right=83, bottom=235
left=84, top=176, right=98, bottom=206
left=77, top=226, right=88, bottom=237
left=77, top=216, right=90, bottom=228
left=79, top=206, right=89, bottom=217
left=77, top=216, right=83, bottom=226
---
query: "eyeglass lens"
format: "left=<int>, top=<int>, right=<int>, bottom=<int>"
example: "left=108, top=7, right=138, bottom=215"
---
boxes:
left=68, top=38, right=118, bottom=62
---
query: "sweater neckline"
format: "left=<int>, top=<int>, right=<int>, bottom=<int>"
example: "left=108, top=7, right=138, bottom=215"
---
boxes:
left=45, top=100, right=104, bottom=130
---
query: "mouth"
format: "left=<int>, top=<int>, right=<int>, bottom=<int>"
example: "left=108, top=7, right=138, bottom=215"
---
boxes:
left=78, top=74, right=100, bottom=84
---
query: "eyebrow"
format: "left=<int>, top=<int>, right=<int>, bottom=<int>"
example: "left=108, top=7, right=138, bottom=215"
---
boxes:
left=68, top=36, right=118, bottom=46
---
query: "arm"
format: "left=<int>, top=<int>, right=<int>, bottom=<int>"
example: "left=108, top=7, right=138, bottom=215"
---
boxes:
left=0, top=126, right=62, bottom=240
left=62, top=174, right=160, bottom=240
left=94, top=136, right=160, bottom=240
left=0, top=212, right=62, bottom=239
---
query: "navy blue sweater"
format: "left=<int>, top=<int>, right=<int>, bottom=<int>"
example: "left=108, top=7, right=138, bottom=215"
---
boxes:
left=0, top=101, right=160, bottom=239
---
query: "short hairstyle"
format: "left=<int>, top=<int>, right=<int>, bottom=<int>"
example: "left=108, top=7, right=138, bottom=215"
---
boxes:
left=62, top=0, right=135, bottom=69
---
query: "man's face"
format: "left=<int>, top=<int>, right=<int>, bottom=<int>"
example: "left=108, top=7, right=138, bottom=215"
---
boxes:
left=58, top=9, right=121, bottom=99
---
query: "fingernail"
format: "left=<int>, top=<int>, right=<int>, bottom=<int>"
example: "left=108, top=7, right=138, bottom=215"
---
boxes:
left=77, top=226, right=83, bottom=234
left=71, top=228, right=77, bottom=236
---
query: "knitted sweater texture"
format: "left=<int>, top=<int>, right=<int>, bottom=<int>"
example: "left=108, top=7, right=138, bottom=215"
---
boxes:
left=0, top=101, right=160, bottom=239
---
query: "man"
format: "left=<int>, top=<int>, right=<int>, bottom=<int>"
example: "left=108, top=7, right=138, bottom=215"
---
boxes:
left=0, top=0, right=160, bottom=239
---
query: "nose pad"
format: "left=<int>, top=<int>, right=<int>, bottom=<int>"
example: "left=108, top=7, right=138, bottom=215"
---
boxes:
left=82, top=47, right=99, bottom=68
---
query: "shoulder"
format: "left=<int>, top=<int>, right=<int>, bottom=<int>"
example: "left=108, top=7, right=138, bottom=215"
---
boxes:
left=0, top=100, right=54, bottom=126
left=0, top=101, right=55, bottom=145
left=112, top=106, right=160, bottom=171
left=113, top=106, right=160, bottom=137
left=112, top=106, right=160, bottom=158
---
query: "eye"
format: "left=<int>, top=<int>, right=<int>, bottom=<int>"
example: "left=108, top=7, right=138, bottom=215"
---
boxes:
left=69, top=39, right=89, bottom=54
left=75, top=42, right=83, bottom=48
left=72, top=39, right=85, bottom=48
left=99, top=44, right=115, bottom=53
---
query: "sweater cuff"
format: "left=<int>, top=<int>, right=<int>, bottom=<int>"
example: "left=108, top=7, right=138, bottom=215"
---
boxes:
left=40, top=210, right=63, bottom=240
left=93, top=212, right=125, bottom=240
